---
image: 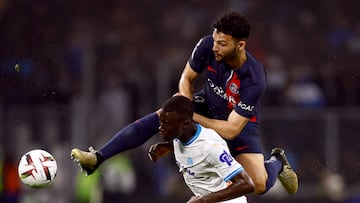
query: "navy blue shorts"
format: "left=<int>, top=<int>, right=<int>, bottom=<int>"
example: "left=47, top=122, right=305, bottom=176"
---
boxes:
left=193, top=91, right=263, bottom=156
left=225, top=122, right=263, bottom=156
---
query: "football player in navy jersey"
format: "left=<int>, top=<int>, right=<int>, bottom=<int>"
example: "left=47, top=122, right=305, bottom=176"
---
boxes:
left=71, top=11, right=298, bottom=195
left=178, top=12, right=298, bottom=195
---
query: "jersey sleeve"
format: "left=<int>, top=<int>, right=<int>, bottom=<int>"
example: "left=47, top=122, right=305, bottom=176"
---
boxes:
left=205, top=141, right=243, bottom=182
left=234, top=58, right=267, bottom=118
left=234, top=81, right=266, bottom=118
left=188, top=35, right=214, bottom=74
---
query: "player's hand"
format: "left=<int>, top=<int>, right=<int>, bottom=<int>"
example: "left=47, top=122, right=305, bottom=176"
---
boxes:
left=148, top=142, right=173, bottom=162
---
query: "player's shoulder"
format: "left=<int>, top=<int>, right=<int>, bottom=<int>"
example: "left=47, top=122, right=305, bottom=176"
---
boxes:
left=240, top=51, right=266, bottom=83
left=198, top=125, right=226, bottom=144
left=201, top=35, right=213, bottom=43
left=245, top=51, right=264, bottom=69
left=196, top=35, right=214, bottom=49
left=198, top=124, right=217, bottom=136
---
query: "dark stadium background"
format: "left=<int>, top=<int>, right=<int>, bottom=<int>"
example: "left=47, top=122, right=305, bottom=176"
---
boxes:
left=0, top=0, right=359, bottom=203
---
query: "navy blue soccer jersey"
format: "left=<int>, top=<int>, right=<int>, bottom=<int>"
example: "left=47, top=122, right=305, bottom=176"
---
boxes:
left=188, top=35, right=267, bottom=123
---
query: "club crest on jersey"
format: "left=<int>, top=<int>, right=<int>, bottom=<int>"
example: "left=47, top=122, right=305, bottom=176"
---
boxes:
left=229, top=83, right=239, bottom=94
left=219, top=150, right=233, bottom=166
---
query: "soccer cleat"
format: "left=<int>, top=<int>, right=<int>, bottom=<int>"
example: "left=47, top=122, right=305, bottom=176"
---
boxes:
left=270, top=147, right=298, bottom=195
left=70, top=147, right=99, bottom=176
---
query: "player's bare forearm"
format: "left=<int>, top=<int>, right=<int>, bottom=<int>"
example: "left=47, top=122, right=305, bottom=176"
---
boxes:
left=187, top=172, right=255, bottom=203
left=178, top=78, right=194, bottom=100
left=193, top=113, right=236, bottom=139
left=178, top=62, right=199, bottom=100
left=193, top=112, right=249, bottom=140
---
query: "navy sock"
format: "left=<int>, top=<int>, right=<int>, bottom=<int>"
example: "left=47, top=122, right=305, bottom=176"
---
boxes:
left=97, top=112, right=160, bottom=162
left=263, top=157, right=282, bottom=193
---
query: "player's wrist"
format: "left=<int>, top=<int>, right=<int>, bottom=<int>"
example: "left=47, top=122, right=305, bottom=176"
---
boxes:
left=200, top=195, right=211, bottom=203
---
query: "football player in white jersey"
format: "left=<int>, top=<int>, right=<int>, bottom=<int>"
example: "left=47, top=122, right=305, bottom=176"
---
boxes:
left=148, top=95, right=254, bottom=203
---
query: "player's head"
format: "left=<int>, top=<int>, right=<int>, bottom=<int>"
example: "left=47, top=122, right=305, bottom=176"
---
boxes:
left=159, top=95, right=194, bottom=142
left=212, top=11, right=251, bottom=62
left=214, top=11, right=251, bottom=39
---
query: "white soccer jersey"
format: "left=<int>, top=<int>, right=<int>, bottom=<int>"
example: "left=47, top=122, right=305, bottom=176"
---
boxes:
left=173, top=124, right=247, bottom=203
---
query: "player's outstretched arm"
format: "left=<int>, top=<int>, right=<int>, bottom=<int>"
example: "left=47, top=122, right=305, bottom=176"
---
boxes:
left=193, top=110, right=249, bottom=140
left=187, top=170, right=255, bottom=203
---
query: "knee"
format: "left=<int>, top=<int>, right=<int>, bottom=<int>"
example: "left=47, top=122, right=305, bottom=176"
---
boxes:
left=252, top=177, right=267, bottom=194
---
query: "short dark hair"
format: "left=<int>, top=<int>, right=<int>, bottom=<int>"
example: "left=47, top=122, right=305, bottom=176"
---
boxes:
left=213, top=11, right=251, bottom=39
left=162, top=95, right=194, bottom=119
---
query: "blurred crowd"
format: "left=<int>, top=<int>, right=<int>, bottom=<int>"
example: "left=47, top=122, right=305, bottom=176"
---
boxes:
left=0, top=0, right=359, bottom=203
left=1, top=0, right=359, bottom=110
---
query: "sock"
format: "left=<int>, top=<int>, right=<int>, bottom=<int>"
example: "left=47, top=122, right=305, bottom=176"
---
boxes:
left=263, top=156, right=282, bottom=193
left=97, top=112, right=160, bottom=163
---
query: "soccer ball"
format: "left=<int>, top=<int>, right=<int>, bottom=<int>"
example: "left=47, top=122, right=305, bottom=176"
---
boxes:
left=18, top=149, right=57, bottom=188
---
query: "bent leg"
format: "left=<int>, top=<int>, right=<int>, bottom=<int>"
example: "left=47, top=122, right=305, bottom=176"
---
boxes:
left=228, top=123, right=282, bottom=194
left=236, top=153, right=282, bottom=194
left=236, top=153, right=267, bottom=194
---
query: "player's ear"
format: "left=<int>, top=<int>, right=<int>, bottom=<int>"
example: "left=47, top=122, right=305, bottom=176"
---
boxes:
left=237, top=40, right=246, bottom=51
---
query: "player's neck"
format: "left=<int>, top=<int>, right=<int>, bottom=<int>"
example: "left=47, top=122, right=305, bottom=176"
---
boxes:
left=228, top=51, right=247, bottom=70
left=179, top=125, right=197, bottom=143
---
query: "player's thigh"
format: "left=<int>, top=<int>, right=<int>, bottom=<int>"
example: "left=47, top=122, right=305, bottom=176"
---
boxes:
left=235, top=153, right=267, bottom=187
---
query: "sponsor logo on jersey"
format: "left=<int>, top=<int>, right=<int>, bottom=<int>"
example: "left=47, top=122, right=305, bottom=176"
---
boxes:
left=207, top=79, right=254, bottom=111
left=219, top=150, right=233, bottom=166
left=208, top=79, right=228, bottom=100
left=237, top=101, right=254, bottom=112
left=193, top=95, right=205, bottom=103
